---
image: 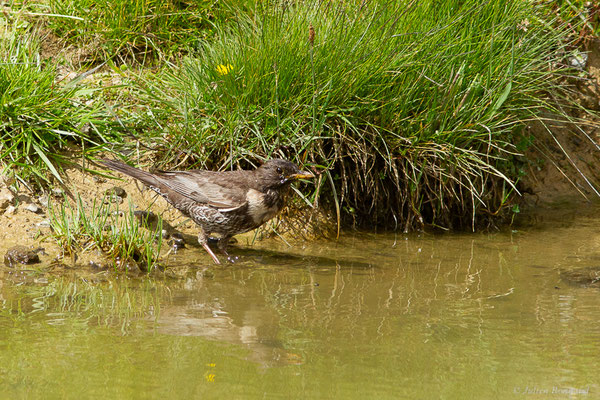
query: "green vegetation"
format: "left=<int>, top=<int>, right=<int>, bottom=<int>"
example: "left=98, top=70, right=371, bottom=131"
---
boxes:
left=48, top=195, right=164, bottom=271
left=553, top=0, right=600, bottom=38
left=43, top=0, right=249, bottom=63
left=0, top=16, right=117, bottom=187
left=1, top=0, right=599, bottom=243
left=138, top=0, right=592, bottom=228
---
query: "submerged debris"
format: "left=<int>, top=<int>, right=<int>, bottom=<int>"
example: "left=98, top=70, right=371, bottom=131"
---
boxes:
left=560, top=267, right=600, bottom=288
left=169, top=232, right=186, bottom=250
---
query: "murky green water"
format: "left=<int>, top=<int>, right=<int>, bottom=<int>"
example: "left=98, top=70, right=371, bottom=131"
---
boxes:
left=1, top=206, right=600, bottom=399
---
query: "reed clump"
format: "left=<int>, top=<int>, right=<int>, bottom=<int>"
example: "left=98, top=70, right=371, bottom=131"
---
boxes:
left=136, top=0, right=591, bottom=230
left=42, top=0, right=249, bottom=63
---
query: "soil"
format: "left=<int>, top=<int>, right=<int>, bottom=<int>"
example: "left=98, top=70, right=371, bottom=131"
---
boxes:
left=0, top=166, right=198, bottom=268
left=0, top=164, right=327, bottom=269
left=520, top=38, right=600, bottom=206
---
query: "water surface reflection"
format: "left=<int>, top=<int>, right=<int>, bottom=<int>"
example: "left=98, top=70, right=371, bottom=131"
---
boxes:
left=1, top=207, right=600, bottom=398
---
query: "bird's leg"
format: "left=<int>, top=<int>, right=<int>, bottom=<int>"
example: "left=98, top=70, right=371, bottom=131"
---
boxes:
left=218, top=235, right=238, bottom=263
left=198, top=231, right=221, bottom=264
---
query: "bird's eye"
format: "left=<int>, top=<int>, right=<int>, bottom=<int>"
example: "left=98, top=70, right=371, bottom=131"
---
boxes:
left=276, top=167, right=283, bottom=174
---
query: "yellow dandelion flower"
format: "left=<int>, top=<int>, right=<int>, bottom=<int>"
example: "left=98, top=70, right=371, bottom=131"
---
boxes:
left=216, top=64, right=233, bottom=75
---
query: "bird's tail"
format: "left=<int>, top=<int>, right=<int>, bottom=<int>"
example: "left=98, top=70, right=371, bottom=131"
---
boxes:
left=100, top=159, right=161, bottom=188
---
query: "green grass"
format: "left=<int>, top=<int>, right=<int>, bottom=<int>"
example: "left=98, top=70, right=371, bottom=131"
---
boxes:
left=132, top=0, right=589, bottom=229
left=39, top=0, right=254, bottom=64
left=1, top=0, right=598, bottom=235
left=47, top=194, right=164, bottom=272
left=553, top=0, right=600, bottom=39
left=0, top=16, right=117, bottom=188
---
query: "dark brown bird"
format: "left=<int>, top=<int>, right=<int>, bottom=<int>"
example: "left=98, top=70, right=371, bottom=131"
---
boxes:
left=101, top=159, right=314, bottom=264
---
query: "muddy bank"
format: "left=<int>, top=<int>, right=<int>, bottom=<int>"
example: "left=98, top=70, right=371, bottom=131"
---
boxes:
left=0, top=165, right=324, bottom=270
left=520, top=39, right=600, bottom=205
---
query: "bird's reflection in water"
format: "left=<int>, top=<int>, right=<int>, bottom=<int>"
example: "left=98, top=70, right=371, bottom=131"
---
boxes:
left=153, top=246, right=375, bottom=367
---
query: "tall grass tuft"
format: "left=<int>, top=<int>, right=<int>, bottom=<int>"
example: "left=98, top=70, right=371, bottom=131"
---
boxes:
left=0, top=19, right=115, bottom=188
left=136, top=0, right=585, bottom=230
left=48, top=195, right=164, bottom=272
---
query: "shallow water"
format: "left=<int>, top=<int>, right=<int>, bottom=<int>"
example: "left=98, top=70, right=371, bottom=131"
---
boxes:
left=1, top=206, right=600, bottom=399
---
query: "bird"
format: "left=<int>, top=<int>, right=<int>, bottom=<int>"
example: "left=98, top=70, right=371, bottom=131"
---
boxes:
left=100, top=158, right=315, bottom=264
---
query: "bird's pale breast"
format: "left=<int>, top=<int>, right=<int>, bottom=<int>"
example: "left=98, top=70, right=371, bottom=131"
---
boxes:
left=246, top=188, right=281, bottom=225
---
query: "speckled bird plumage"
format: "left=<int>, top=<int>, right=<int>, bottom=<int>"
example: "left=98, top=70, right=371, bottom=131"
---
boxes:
left=101, top=159, right=314, bottom=264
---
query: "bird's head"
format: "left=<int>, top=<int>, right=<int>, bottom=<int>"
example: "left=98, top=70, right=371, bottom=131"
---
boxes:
left=256, top=159, right=314, bottom=190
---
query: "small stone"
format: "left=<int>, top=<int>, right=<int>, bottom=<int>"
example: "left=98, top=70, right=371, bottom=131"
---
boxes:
left=38, top=195, right=50, bottom=208
left=4, top=245, right=41, bottom=267
left=4, top=205, right=16, bottom=215
left=134, top=210, right=158, bottom=226
left=103, top=195, right=123, bottom=204
left=51, top=188, right=64, bottom=197
left=0, top=188, right=14, bottom=211
left=134, top=210, right=172, bottom=237
left=0, top=197, right=10, bottom=211
left=0, top=174, right=16, bottom=187
left=569, top=51, right=588, bottom=70
left=37, top=220, right=51, bottom=228
left=105, top=186, right=126, bottom=198
left=23, top=203, right=43, bottom=214
left=170, top=232, right=186, bottom=249
left=80, top=122, right=91, bottom=135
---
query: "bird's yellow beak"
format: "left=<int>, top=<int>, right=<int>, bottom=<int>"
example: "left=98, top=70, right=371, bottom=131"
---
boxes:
left=289, top=170, right=315, bottom=180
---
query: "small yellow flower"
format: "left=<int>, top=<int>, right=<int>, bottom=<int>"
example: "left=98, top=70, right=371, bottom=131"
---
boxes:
left=216, top=64, right=233, bottom=75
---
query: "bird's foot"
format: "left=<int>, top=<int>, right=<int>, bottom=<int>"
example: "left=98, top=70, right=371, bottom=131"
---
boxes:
left=217, top=237, right=238, bottom=263
left=226, top=255, right=239, bottom=263
left=208, top=236, right=237, bottom=245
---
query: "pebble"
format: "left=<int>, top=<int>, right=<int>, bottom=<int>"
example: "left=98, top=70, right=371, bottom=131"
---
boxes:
left=105, top=186, right=127, bottom=198
left=103, top=187, right=127, bottom=204
left=134, top=210, right=158, bottom=226
left=23, top=203, right=43, bottom=214
left=4, top=245, right=42, bottom=267
left=0, top=197, right=10, bottom=211
left=4, top=205, right=16, bottom=215
left=569, top=52, right=588, bottom=70
left=0, top=188, right=14, bottom=211
left=38, top=195, right=50, bottom=208
left=106, top=195, right=124, bottom=204
left=170, top=232, right=186, bottom=250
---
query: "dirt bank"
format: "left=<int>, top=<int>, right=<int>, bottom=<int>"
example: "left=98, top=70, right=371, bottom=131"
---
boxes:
left=520, top=39, right=600, bottom=206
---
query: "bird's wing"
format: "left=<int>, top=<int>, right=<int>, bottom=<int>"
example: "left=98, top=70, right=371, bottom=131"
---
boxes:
left=156, top=171, right=248, bottom=211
